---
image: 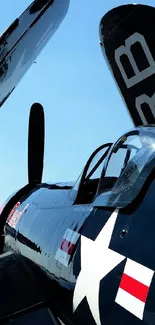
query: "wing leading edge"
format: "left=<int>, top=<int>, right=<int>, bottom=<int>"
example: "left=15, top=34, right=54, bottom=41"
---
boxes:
left=0, top=0, right=70, bottom=107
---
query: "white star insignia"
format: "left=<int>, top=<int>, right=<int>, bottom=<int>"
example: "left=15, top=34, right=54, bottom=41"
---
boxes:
left=73, top=209, right=125, bottom=325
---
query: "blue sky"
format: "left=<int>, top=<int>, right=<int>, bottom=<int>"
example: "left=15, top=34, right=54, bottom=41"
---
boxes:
left=0, top=0, right=153, bottom=203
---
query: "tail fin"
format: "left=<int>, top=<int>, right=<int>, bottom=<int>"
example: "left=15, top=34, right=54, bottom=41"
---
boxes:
left=99, top=4, right=155, bottom=126
left=0, top=0, right=69, bottom=107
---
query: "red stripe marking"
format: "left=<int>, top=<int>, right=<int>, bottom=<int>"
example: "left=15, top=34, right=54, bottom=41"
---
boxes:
left=120, top=273, right=149, bottom=303
left=7, top=202, right=20, bottom=223
left=60, top=239, right=75, bottom=255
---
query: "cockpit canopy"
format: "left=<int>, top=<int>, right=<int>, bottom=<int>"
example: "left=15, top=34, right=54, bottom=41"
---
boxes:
left=74, top=126, right=155, bottom=208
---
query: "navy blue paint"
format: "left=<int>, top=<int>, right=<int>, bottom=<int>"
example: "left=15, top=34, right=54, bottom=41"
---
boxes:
left=2, top=2, right=155, bottom=325
left=3, top=125, right=155, bottom=325
left=2, top=166, right=155, bottom=325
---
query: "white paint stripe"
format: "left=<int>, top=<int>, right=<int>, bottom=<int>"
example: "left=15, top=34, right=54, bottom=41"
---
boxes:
left=55, top=248, right=70, bottom=267
left=63, top=229, right=80, bottom=245
left=124, top=258, right=154, bottom=286
left=115, top=287, right=145, bottom=320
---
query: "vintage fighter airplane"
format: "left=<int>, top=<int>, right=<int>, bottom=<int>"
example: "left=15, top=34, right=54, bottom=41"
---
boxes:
left=1, top=2, right=155, bottom=325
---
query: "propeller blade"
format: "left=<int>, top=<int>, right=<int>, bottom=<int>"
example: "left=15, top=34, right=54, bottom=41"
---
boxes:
left=28, top=103, right=45, bottom=184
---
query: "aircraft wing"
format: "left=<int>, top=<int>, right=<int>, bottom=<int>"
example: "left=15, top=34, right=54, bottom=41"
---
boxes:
left=0, top=250, right=65, bottom=324
left=99, top=4, right=155, bottom=126
left=0, top=0, right=70, bottom=107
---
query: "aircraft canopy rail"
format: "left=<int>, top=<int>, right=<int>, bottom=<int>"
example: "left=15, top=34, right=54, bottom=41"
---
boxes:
left=94, top=126, right=155, bottom=208
left=74, top=143, right=112, bottom=204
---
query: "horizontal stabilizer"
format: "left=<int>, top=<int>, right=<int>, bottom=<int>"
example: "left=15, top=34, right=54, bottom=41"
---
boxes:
left=99, top=4, right=155, bottom=126
left=0, top=0, right=69, bottom=107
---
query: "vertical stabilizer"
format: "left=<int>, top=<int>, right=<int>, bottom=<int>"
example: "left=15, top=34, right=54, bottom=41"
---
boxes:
left=100, top=4, right=155, bottom=126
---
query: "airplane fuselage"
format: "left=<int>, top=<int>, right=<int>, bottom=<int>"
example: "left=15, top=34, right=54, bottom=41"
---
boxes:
left=1, top=2, right=155, bottom=325
left=1, top=175, right=155, bottom=325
